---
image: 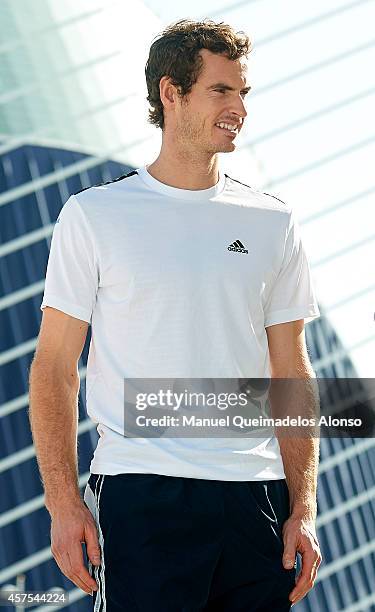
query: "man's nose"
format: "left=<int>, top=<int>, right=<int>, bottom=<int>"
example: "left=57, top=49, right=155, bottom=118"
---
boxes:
left=231, top=95, right=248, bottom=120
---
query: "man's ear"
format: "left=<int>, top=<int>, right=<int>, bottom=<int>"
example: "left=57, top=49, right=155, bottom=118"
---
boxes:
left=159, top=76, right=178, bottom=111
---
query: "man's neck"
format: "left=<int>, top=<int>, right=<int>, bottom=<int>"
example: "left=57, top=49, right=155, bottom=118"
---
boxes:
left=146, top=146, right=220, bottom=191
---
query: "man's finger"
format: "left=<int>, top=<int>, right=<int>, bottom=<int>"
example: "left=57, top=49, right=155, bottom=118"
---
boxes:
left=311, top=563, right=318, bottom=584
left=70, top=571, right=96, bottom=596
left=58, top=552, right=93, bottom=595
left=291, top=563, right=319, bottom=606
left=283, top=555, right=296, bottom=569
left=85, top=521, right=101, bottom=566
left=282, top=534, right=296, bottom=569
left=289, top=550, right=317, bottom=603
left=67, top=544, right=98, bottom=593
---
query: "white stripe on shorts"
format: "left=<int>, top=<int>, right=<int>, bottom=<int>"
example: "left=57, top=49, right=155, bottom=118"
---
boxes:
left=84, top=475, right=106, bottom=612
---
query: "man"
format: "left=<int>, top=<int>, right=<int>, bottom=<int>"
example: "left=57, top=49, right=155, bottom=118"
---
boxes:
left=29, top=19, right=322, bottom=611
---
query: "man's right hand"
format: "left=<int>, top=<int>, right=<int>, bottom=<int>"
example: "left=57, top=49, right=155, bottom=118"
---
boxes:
left=50, top=500, right=101, bottom=595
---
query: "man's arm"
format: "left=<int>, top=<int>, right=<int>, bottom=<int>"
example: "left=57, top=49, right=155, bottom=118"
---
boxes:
left=266, top=319, right=322, bottom=606
left=28, top=306, right=100, bottom=595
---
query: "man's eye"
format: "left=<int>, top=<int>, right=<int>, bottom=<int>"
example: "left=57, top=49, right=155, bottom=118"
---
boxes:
left=215, top=89, right=226, bottom=93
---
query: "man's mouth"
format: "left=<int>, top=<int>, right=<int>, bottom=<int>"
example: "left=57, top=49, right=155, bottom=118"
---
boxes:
left=214, top=122, right=239, bottom=136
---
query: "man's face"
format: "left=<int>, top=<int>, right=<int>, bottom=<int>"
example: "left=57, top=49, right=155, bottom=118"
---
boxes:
left=173, top=49, right=250, bottom=155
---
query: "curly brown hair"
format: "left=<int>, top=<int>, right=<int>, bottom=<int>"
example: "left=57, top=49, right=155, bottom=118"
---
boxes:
left=145, top=19, right=251, bottom=130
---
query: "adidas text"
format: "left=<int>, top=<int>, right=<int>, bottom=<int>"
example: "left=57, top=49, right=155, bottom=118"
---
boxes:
left=228, top=246, right=248, bottom=254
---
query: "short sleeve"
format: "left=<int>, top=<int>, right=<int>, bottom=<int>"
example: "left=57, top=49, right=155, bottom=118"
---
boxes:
left=40, top=195, right=99, bottom=324
left=263, top=208, right=320, bottom=328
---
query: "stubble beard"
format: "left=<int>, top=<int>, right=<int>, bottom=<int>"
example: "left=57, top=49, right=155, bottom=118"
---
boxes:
left=177, top=111, right=233, bottom=157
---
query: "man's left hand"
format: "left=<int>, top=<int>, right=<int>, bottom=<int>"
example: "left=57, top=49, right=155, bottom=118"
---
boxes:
left=282, top=514, right=322, bottom=605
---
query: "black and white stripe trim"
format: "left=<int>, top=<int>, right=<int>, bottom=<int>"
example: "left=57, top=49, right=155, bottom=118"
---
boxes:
left=73, top=170, right=138, bottom=196
left=94, top=475, right=106, bottom=612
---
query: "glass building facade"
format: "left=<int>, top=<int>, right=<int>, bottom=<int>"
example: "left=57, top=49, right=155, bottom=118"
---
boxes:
left=1, top=1, right=374, bottom=610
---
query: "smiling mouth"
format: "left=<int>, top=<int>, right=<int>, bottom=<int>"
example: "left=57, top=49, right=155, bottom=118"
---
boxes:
left=214, top=122, right=239, bottom=136
left=215, top=126, right=237, bottom=138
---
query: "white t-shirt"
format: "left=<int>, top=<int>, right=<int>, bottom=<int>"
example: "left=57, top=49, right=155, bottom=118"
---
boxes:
left=40, top=165, right=320, bottom=480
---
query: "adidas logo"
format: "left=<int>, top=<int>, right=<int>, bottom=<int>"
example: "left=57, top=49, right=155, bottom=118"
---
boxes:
left=228, top=239, right=248, bottom=254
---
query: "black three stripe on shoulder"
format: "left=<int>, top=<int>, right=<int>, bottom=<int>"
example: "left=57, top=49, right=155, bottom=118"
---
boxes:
left=73, top=170, right=138, bottom=196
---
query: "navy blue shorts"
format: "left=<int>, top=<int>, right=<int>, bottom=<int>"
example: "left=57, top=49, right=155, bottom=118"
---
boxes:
left=85, top=474, right=296, bottom=611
